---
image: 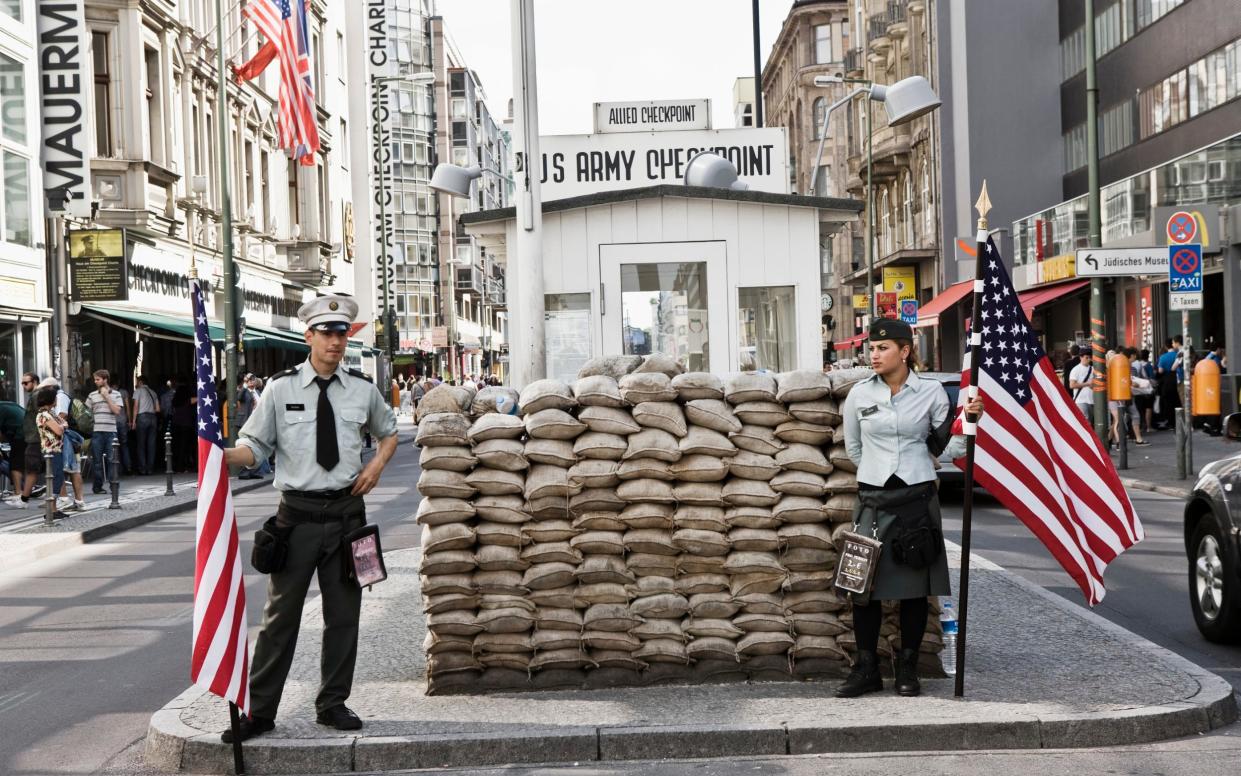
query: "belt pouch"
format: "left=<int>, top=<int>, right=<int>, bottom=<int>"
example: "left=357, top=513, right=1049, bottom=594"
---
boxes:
left=251, top=515, right=292, bottom=574
left=886, top=490, right=941, bottom=569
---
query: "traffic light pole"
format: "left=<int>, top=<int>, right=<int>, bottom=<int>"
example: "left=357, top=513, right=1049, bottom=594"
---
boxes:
left=1085, top=0, right=1107, bottom=443
left=216, top=0, right=239, bottom=445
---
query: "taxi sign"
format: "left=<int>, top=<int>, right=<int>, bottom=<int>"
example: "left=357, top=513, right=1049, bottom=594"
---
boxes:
left=1169, top=243, right=1203, bottom=311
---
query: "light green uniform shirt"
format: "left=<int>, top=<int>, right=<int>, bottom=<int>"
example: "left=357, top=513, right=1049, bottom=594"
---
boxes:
left=237, top=360, right=398, bottom=492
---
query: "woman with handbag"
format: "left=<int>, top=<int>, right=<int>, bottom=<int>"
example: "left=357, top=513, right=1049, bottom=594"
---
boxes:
left=837, top=319, right=984, bottom=698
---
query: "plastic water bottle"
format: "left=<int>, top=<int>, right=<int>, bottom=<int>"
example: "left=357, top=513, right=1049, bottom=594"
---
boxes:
left=940, top=599, right=958, bottom=676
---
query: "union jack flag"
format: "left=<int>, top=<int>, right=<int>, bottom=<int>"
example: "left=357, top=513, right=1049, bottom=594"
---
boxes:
left=954, top=238, right=1143, bottom=605
left=189, top=278, right=250, bottom=715
left=238, top=0, right=320, bottom=165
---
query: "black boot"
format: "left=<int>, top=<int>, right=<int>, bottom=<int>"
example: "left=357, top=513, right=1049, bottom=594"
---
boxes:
left=894, top=648, right=921, bottom=697
left=835, top=650, right=883, bottom=698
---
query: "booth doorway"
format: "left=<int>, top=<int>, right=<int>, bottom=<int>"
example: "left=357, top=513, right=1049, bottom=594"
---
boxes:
left=600, top=241, right=729, bottom=371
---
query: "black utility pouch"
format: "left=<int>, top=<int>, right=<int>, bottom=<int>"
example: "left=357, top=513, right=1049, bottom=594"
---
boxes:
left=887, top=491, right=942, bottom=570
left=251, top=516, right=292, bottom=574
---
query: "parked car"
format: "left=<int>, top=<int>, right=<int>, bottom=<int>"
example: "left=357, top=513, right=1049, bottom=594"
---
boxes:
left=1182, top=412, right=1241, bottom=643
left=920, top=371, right=965, bottom=488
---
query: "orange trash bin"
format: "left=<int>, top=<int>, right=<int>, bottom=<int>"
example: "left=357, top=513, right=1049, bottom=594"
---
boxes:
left=1107, top=353, right=1131, bottom=401
left=1193, top=358, right=1221, bottom=416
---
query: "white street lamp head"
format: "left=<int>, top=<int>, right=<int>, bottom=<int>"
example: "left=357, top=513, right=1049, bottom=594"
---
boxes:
left=430, top=163, right=483, bottom=198
left=870, top=75, right=941, bottom=126
left=683, top=152, right=749, bottom=191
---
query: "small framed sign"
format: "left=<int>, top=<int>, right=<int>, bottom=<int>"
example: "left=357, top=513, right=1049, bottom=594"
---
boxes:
left=345, top=525, right=388, bottom=588
left=834, top=531, right=882, bottom=597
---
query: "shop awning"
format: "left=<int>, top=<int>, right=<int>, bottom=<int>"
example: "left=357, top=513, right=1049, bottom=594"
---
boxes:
left=833, top=333, right=868, bottom=351
left=83, top=304, right=210, bottom=343
left=915, top=280, right=974, bottom=328
left=1017, top=279, right=1090, bottom=320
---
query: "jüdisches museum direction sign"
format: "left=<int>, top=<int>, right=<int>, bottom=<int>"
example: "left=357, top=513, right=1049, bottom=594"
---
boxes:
left=538, top=127, right=789, bottom=200
left=36, top=0, right=93, bottom=218
left=594, top=99, right=711, bottom=133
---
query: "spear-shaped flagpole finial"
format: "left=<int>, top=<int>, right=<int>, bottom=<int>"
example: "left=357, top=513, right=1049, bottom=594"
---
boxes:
left=975, top=180, right=992, bottom=232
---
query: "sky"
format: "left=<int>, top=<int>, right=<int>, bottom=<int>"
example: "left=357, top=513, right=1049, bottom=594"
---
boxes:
left=435, top=0, right=797, bottom=136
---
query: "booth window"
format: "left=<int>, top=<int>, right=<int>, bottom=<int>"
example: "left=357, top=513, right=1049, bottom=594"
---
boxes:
left=545, top=293, right=592, bottom=384
left=621, top=262, right=709, bottom=371
left=738, top=286, right=796, bottom=372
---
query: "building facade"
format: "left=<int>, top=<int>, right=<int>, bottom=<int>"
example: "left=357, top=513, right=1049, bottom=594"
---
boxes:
left=1009, top=0, right=1241, bottom=385
left=0, top=0, right=48, bottom=403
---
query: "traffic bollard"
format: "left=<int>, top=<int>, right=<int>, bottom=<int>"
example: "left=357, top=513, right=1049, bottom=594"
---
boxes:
left=1117, top=403, right=1128, bottom=470
left=109, top=437, right=121, bottom=509
left=164, top=428, right=175, bottom=496
left=44, top=451, right=57, bottom=525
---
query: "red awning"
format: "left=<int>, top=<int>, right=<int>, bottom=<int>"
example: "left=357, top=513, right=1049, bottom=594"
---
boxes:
left=915, top=280, right=974, bottom=328
left=833, top=333, right=868, bottom=351
left=1017, top=279, right=1090, bottom=319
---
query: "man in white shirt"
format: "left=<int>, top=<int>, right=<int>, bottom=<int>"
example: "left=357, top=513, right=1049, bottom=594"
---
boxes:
left=87, top=369, right=123, bottom=494
left=1068, top=351, right=1095, bottom=423
left=130, top=375, right=161, bottom=475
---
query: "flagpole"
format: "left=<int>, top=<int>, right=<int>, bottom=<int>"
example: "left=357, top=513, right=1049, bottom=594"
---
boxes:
left=954, top=180, right=991, bottom=698
left=216, top=0, right=239, bottom=447
left=228, top=701, right=246, bottom=774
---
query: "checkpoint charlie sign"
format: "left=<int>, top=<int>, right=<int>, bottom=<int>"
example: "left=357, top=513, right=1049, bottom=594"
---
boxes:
left=594, top=99, right=711, bottom=133
left=538, top=126, right=789, bottom=200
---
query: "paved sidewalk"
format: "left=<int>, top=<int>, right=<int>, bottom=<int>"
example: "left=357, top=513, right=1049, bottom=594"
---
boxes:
left=145, top=544, right=1238, bottom=775
left=1109, top=424, right=1236, bottom=498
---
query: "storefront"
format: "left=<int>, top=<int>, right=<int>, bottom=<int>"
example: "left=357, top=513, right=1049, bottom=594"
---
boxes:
left=461, top=185, right=861, bottom=382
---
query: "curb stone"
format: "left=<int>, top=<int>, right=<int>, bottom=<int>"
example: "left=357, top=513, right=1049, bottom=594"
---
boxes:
left=144, top=541, right=1239, bottom=774
left=1120, top=476, right=1190, bottom=499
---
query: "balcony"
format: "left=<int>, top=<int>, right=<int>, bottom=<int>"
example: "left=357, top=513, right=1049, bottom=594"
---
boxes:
left=280, top=240, right=334, bottom=286
left=455, top=265, right=485, bottom=295
left=847, top=122, right=912, bottom=185
left=867, top=12, right=890, bottom=52
left=887, top=1, right=908, bottom=37
left=843, top=48, right=863, bottom=76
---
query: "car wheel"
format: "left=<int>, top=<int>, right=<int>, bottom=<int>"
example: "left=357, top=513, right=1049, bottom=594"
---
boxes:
left=1189, top=517, right=1241, bottom=644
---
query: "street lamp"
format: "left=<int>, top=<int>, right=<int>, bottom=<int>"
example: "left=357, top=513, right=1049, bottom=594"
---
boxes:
left=683, top=152, right=750, bottom=191
left=373, top=70, right=434, bottom=370
left=807, top=74, right=940, bottom=319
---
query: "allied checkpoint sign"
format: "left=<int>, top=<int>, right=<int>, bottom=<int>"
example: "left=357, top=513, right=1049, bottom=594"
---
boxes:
left=538, top=127, right=790, bottom=199
left=1168, top=244, right=1203, bottom=311
left=594, top=99, right=711, bottom=134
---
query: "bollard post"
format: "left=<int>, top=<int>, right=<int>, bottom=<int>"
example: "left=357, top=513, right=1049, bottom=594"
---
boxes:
left=109, top=436, right=122, bottom=509
left=1117, top=402, right=1129, bottom=470
left=44, top=451, right=57, bottom=525
left=164, top=428, right=175, bottom=496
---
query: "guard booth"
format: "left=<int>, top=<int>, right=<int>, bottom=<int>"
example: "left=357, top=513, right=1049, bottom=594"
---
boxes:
left=460, top=184, right=861, bottom=383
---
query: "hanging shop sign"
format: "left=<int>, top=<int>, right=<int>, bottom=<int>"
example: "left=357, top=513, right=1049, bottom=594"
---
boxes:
left=882, top=266, right=916, bottom=302
left=594, top=99, right=711, bottom=134
left=68, top=229, right=127, bottom=301
left=538, top=127, right=788, bottom=199
left=36, top=0, right=94, bottom=218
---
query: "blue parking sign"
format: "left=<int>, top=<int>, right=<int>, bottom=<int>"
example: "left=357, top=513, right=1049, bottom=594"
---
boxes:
left=1168, top=244, right=1202, bottom=292
left=899, top=299, right=918, bottom=325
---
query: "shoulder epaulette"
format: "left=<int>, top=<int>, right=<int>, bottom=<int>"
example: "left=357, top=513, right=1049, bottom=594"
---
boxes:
left=347, top=368, right=373, bottom=383
left=269, top=367, right=299, bottom=382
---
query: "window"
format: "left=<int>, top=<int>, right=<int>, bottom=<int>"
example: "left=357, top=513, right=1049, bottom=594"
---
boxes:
left=738, top=286, right=797, bottom=372
left=879, top=188, right=891, bottom=256
left=1063, top=123, right=1087, bottom=172
left=814, top=165, right=830, bottom=197
left=814, top=24, right=832, bottom=64
left=1, top=0, right=21, bottom=21
left=92, top=31, right=113, bottom=156
left=1138, top=37, right=1241, bottom=141
left=621, top=262, right=710, bottom=371
left=0, top=53, right=25, bottom=145
left=287, top=162, right=299, bottom=229
left=260, top=151, right=271, bottom=230
left=1100, top=100, right=1134, bottom=157
left=1060, top=25, right=1084, bottom=80
left=812, top=97, right=827, bottom=140
left=902, top=173, right=913, bottom=248
left=143, top=47, right=165, bottom=164
left=243, top=140, right=254, bottom=218
left=339, top=119, right=348, bottom=169
left=920, top=161, right=931, bottom=236
left=2, top=150, right=30, bottom=245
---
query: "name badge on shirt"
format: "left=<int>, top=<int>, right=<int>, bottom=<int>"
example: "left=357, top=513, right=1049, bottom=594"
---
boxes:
left=285, top=403, right=305, bottom=411
left=859, top=405, right=879, bottom=418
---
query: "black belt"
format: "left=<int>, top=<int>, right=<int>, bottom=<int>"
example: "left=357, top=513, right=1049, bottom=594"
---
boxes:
left=282, top=487, right=355, bottom=501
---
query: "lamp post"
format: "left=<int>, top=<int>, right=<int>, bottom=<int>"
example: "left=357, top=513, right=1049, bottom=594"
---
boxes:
left=372, top=71, right=435, bottom=374
left=809, top=75, right=940, bottom=320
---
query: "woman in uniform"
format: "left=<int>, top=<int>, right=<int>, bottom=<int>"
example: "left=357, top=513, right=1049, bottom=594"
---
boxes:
left=837, top=319, right=984, bottom=698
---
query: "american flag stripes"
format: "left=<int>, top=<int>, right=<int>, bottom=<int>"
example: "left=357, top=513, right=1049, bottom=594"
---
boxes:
left=240, top=0, right=320, bottom=165
left=954, top=237, right=1144, bottom=605
left=189, top=278, right=251, bottom=715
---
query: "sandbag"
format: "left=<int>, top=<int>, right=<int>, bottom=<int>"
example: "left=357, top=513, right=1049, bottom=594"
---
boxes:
left=568, top=459, right=621, bottom=488
left=672, top=528, right=731, bottom=556
left=475, top=545, right=529, bottom=572
left=619, top=502, right=674, bottom=529
left=727, top=527, right=780, bottom=552
left=770, top=469, right=827, bottom=497
left=623, top=528, right=678, bottom=556
left=519, top=379, right=576, bottom=414
left=616, top=457, right=674, bottom=481
left=828, top=443, right=857, bottom=473
left=417, top=469, right=476, bottom=499
left=473, top=494, right=528, bottom=524
left=673, top=505, right=727, bottom=532
left=472, top=386, right=520, bottom=417
left=525, top=409, right=587, bottom=440
left=776, top=370, right=833, bottom=403
left=524, top=464, right=579, bottom=501
left=672, top=481, right=726, bottom=507
left=775, top=443, right=833, bottom=475
left=732, top=401, right=791, bottom=427
left=522, top=520, right=579, bottom=543
left=578, top=406, right=641, bottom=435
left=577, top=355, right=644, bottom=381
left=634, top=353, right=684, bottom=378
left=722, top=478, right=780, bottom=507
left=570, top=488, right=627, bottom=513
left=623, top=428, right=681, bottom=462
left=570, top=530, right=626, bottom=555
left=474, top=521, right=524, bottom=547
left=632, top=401, right=688, bottom=437
left=464, top=468, right=523, bottom=497
left=472, top=438, right=528, bottom=471
left=573, top=432, right=628, bottom=460
left=468, top=413, right=526, bottom=443
left=774, top=420, right=834, bottom=445
left=416, top=497, right=475, bottom=525
left=672, top=372, right=724, bottom=400
left=724, top=373, right=778, bottom=404
left=419, top=445, right=477, bottom=472
left=788, top=398, right=841, bottom=426
left=420, top=550, right=477, bottom=576
left=417, top=386, right=471, bottom=420
left=524, top=438, right=578, bottom=468
left=728, top=451, right=781, bottom=481
left=618, top=372, right=678, bottom=404
left=830, top=367, right=872, bottom=399
left=573, top=375, right=626, bottom=408
left=729, top=425, right=786, bottom=456
left=679, top=426, right=737, bottom=457
left=773, top=495, right=827, bottom=524
left=616, top=478, right=676, bottom=504
left=416, top=413, right=471, bottom=446
left=684, top=400, right=742, bottom=433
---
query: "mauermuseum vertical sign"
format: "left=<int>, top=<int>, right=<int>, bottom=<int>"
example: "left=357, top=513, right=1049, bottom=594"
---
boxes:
left=36, top=0, right=93, bottom=218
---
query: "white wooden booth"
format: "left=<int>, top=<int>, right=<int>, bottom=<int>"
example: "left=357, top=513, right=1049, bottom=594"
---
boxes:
left=462, top=185, right=861, bottom=383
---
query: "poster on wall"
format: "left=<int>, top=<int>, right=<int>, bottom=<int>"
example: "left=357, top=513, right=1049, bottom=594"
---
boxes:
left=1139, top=287, right=1154, bottom=354
left=545, top=306, right=592, bottom=384
left=68, top=229, right=128, bottom=301
left=876, top=292, right=899, bottom=320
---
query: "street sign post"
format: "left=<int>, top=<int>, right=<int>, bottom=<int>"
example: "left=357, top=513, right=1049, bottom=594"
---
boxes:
left=1168, top=243, right=1203, bottom=311
left=1075, top=246, right=1168, bottom=276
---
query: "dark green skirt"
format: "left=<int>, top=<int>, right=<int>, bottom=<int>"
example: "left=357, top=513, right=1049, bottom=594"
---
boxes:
left=850, top=482, right=951, bottom=600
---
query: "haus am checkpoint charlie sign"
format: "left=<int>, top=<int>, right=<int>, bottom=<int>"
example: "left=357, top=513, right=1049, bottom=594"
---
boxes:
left=538, top=126, right=790, bottom=200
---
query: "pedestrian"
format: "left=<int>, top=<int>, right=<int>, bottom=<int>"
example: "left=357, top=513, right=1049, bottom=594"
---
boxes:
left=131, top=375, right=161, bottom=475
left=837, top=319, right=984, bottom=698
left=0, top=393, right=26, bottom=502
left=1155, top=337, right=1182, bottom=430
left=220, top=293, right=398, bottom=743
left=86, top=370, right=123, bottom=493
left=46, top=378, right=86, bottom=510
left=1130, top=348, right=1156, bottom=434
left=170, top=382, right=196, bottom=472
left=34, top=386, right=69, bottom=515
left=236, top=375, right=262, bottom=480
left=1068, top=350, right=1094, bottom=422
left=13, top=373, right=47, bottom=506
left=111, top=376, right=132, bottom=475
left=1062, top=344, right=1080, bottom=395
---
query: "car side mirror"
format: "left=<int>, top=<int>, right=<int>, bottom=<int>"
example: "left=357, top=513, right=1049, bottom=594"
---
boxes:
left=1225, top=412, right=1241, bottom=441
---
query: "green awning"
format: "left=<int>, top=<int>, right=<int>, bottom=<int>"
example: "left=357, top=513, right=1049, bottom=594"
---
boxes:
left=242, top=321, right=310, bottom=352
left=85, top=305, right=295, bottom=350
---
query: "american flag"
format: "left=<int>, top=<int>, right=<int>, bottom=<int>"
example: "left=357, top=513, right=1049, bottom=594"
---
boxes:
left=954, top=237, right=1143, bottom=605
left=189, top=278, right=250, bottom=715
left=240, top=0, right=320, bottom=165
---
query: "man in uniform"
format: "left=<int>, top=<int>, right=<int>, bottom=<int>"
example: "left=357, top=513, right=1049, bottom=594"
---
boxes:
left=221, top=293, right=398, bottom=742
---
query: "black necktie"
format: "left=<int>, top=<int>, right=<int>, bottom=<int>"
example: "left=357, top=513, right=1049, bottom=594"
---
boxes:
left=314, top=376, right=340, bottom=471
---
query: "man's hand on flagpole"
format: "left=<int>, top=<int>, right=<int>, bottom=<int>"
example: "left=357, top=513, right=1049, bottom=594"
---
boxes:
left=223, top=446, right=257, bottom=469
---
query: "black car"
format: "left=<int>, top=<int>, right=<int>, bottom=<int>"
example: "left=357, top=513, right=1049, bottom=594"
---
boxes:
left=1183, top=412, right=1241, bottom=643
left=920, top=371, right=965, bottom=488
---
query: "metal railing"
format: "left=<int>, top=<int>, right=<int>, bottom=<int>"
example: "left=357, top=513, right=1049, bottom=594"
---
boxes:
left=844, top=47, right=863, bottom=73
left=888, top=0, right=907, bottom=26
left=868, top=12, right=889, bottom=42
